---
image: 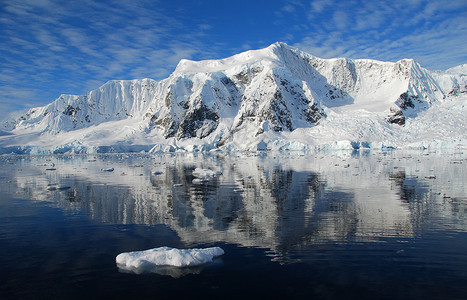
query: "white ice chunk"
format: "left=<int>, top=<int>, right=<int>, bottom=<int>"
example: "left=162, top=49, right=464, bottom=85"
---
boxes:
left=192, top=168, right=216, bottom=178
left=192, top=178, right=209, bottom=185
left=47, top=184, right=71, bottom=190
left=116, top=247, right=224, bottom=274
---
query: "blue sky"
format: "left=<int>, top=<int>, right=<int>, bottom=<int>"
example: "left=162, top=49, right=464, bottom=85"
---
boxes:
left=1, top=0, right=466, bottom=120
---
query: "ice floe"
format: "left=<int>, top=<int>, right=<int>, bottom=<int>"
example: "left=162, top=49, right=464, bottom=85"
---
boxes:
left=116, top=246, right=224, bottom=275
left=191, top=168, right=220, bottom=184
left=47, top=184, right=71, bottom=190
left=192, top=168, right=217, bottom=178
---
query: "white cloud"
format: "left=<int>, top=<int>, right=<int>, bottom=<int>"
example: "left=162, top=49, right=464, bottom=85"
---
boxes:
left=283, top=5, right=296, bottom=13
left=293, top=0, right=467, bottom=70
left=332, top=10, right=349, bottom=30
left=311, top=0, right=332, bottom=12
left=0, top=0, right=224, bottom=117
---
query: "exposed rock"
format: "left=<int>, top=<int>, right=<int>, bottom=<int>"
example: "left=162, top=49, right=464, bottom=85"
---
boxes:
left=387, top=107, right=405, bottom=125
left=396, top=92, right=416, bottom=110
left=176, top=104, right=219, bottom=139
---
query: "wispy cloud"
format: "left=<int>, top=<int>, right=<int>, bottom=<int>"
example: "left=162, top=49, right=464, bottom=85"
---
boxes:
left=0, top=0, right=219, bottom=119
left=294, top=0, right=467, bottom=70
left=310, top=0, right=333, bottom=13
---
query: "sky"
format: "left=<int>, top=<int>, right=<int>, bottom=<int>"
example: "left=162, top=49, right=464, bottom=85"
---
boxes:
left=1, top=0, right=466, bottom=120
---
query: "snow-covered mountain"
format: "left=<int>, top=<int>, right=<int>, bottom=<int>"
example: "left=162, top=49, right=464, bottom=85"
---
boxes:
left=1, top=42, right=466, bottom=154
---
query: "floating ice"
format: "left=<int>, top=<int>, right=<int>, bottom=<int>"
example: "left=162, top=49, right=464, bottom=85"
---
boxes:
left=192, top=168, right=216, bottom=178
left=192, top=169, right=217, bottom=184
left=192, top=178, right=209, bottom=185
left=47, top=184, right=71, bottom=190
left=116, top=246, right=224, bottom=275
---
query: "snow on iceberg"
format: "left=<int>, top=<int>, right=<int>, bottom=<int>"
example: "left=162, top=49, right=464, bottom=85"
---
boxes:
left=191, top=168, right=222, bottom=184
left=46, top=184, right=71, bottom=190
left=192, top=168, right=216, bottom=178
left=192, top=168, right=222, bottom=178
left=116, top=246, right=224, bottom=275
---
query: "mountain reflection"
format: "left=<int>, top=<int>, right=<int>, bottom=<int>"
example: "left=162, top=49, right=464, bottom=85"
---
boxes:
left=2, top=151, right=466, bottom=261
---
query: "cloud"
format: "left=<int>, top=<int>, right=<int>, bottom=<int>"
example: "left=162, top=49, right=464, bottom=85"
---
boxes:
left=283, top=5, right=296, bottom=13
left=0, top=0, right=222, bottom=118
left=294, top=0, right=467, bottom=70
left=311, top=0, right=332, bottom=13
left=332, top=10, right=349, bottom=30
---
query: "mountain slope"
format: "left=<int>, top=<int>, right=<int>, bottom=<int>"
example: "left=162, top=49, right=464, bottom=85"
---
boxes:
left=1, top=42, right=466, bottom=154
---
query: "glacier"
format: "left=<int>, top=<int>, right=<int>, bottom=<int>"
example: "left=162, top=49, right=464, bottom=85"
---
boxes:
left=0, top=42, right=466, bottom=154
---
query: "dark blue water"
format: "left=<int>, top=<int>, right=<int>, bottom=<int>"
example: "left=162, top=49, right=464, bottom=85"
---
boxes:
left=0, top=151, right=466, bottom=299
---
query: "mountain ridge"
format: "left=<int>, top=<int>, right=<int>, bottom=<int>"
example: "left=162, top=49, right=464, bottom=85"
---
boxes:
left=1, top=42, right=466, bottom=154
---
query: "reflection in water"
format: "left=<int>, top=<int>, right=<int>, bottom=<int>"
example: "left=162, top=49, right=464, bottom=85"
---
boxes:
left=1, top=150, right=466, bottom=262
left=117, top=262, right=215, bottom=278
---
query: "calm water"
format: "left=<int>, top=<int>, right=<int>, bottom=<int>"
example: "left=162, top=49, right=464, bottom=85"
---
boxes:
left=0, top=150, right=466, bottom=299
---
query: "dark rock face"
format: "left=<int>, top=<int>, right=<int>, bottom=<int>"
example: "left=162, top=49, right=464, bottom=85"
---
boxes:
left=153, top=115, right=177, bottom=138
left=63, top=105, right=81, bottom=127
left=387, top=92, right=423, bottom=126
left=387, top=107, right=405, bottom=125
left=63, top=105, right=80, bottom=116
left=396, top=92, right=416, bottom=110
left=258, top=89, right=293, bottom=132
left=150, top=96, right=219, bottom=140
left=176, top=104, right=219, bottom=139
left=448, top=83, right=467, bottom=96
left=231, top=71, right=327, bottom=135
left=306, top=103, right=326, bottom=123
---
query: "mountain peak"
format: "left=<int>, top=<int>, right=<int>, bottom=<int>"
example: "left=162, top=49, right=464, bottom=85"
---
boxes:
left=174, top=42, right=298, bottom=75
left=267, top=41, right=293, bottom=50
left=445, top=63, right=467, bottom=75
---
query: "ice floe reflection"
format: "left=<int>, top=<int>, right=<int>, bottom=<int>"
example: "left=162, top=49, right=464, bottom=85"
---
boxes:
left=1, top=150, right=466, bottom=262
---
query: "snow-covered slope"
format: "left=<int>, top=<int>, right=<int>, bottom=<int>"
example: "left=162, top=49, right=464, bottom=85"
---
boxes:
left=1, top=42, right=466, bottom=154
left=1, top=79, right=158, bottom=133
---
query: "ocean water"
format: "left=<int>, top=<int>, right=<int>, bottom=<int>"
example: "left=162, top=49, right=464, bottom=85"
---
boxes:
left=0, top=150, right=466, bottom=299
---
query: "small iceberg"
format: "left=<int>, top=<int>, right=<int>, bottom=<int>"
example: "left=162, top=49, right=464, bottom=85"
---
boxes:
left=47, top=184, right=71, bottom=190
left=116, top=246, right=224, bottom=275
left=192, top=178, right=209, bottom=185
left=192, top=168, right=219, bottom=184
left=192, top=168, right=216, bottom=178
